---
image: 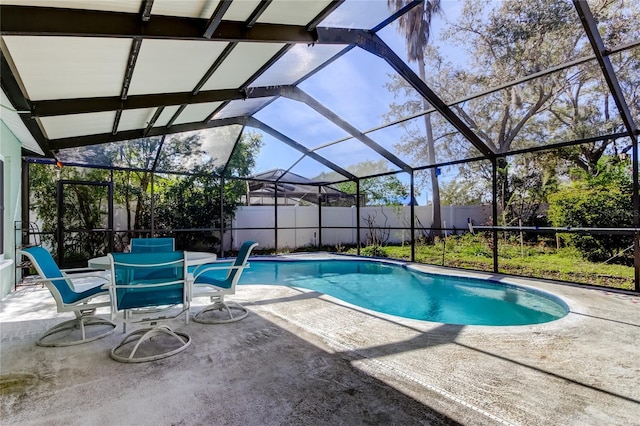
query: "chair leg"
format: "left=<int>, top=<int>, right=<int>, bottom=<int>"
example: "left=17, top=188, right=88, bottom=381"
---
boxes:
left=193, top=300, right=249, bottom=324
left=36, top=316, right=117, bottom=347
left=110, top=325, right=191, bottom=363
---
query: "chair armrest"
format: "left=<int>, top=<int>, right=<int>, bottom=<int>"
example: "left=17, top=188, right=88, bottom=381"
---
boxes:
left=34, top=273, right=108, bottom=283
left=110, top=279, right=185, bottom=289
left=62, top=267, right=105, bottom=274
left=192, top=262, right=250, bottom=280
left=27, top=273, right=110, bottom=294
left=61, top=271, right=111, bottom=283
left=61, top=270, right=111, bottom=292
left=197, top=260, right=234, bottom=266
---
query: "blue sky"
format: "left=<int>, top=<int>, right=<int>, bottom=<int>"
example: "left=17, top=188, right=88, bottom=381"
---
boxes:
left=245, top=1, right=471, bottom=205
left=251, top=37, right=415, bottom=178
left=249, top=1, right=468, bottom=180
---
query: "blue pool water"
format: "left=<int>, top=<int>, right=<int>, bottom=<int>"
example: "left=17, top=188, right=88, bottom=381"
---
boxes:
left=216, top=259, right=568, bottom=325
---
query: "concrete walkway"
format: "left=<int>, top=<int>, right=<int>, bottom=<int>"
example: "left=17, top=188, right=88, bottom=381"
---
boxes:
left=1, top=258, right=639, bottom=425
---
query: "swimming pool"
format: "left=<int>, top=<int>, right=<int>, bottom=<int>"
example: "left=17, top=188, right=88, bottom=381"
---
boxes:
left=222, top=258, right=568, bottom=326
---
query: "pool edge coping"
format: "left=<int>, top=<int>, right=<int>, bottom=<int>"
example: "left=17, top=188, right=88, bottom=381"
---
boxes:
left=243, top=252, right=592, bottom=331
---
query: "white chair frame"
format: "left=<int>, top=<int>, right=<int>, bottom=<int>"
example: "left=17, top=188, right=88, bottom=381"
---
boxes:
left=108, top=252, right=191, bottom=363
left=18, top=247, right=116, bottom=347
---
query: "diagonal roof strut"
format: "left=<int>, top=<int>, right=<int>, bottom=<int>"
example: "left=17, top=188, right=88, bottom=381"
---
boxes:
left=572, top=1, right=638, bottom=145
left=203, top=0, right=233, bottom=38
left=245, top=117, right=357, bottom=181
left=316, top=28, right=496, bottom=159
left=281, top=87, right=413, bottom=173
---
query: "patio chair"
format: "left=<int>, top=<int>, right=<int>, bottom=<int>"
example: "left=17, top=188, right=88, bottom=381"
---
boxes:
left=17, top=246, right=116, bottom=347
left=108, top=251, right=191, bottom=363
left=191, top=241, right=258, bottom=324
left=129, top=237, right=175, bottom=253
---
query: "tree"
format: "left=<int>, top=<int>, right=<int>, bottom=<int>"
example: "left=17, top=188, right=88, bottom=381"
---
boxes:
left=29, top=163, right=111, bottom=261
left=106, top=137, right=164, bottom=235
left=385, top=0, right=639, bottom=228
left=500, top=152, right=560, bottom=227
left=550, top=0, right=640, bottom=173
left=28, top=129, right=263, bottom=255
left=440, top=0, right=584, bottom=219
left=315, top=160, right=409, bottom=205
left=151, top=132, right=263, bottom=250
left=439, top=179, right=483, bottom=206
left=388, top=0, right=443, bottom=236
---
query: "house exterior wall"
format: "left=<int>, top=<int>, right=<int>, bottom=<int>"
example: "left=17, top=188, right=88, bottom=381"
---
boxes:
left=0, top=121, right=23, bottom=298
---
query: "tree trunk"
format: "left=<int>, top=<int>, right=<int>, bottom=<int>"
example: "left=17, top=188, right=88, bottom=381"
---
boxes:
left=419, top=56, right=442, bottom=237
left=133, top=171, right=150, bottom=233
left=124, top=171, right=132, bottom=233
left=496, top=156, right=509, bottom=225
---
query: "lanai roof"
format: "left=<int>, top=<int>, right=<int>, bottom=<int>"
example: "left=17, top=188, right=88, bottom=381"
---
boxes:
left=1, top=0, right=638, bottom=185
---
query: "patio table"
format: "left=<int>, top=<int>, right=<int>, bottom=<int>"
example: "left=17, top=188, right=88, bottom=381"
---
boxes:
left=88, top=251, right=217, bottom=270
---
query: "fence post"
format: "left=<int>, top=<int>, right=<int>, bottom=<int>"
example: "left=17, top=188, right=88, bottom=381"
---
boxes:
left=274, top=183, right=278, bottom=252
left=356, top=180, right=361, bottom=255
left=410, top=170, right=415, bottom=262
left=318, top=186, right=322, bottom=248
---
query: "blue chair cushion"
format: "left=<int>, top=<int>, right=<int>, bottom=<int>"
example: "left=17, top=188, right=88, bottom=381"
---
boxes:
left=193, top=272, right=232, bottom=289
left=130, top=238, right=175, bottom=253
left=192, top=242, right=256, bottom=290
left=116, top=281, right=185, bottom=310
left=23, top=246, right=105, bottom=305
left=69, top=283, right=108, bottom=304
left=111, top=251, right=186, bottom=310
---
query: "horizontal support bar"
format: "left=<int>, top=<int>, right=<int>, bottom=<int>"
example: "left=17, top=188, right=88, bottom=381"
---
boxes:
left=0, top=5, right=318, bottom=43
left=469, top=223, right=640, bottom=235
left=30, top=86, right=286, bottom=117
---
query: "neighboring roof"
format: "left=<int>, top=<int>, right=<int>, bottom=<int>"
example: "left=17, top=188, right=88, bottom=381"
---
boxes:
left=0, top=1, right=637, bottom=184
left=248, top=169, right=357, bottom=205
left=251, top=168, right=326, bottom=184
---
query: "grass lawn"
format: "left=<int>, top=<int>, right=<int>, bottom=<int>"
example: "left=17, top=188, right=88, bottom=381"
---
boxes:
left=343, top=234, right=635, bottom=290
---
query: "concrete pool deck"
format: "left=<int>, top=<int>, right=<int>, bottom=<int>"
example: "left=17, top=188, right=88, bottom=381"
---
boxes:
left=1, top=255, right=639, bottom=425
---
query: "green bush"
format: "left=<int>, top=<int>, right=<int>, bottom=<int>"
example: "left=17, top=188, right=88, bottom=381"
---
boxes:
left=455, top=233, right=492, bottom=258
left=361, top=245, right=389, bottom=258
left=547, top=159, right=633, bottom=263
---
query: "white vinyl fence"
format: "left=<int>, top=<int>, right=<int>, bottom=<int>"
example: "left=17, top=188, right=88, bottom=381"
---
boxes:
left=43, top=203, right=492, bottom=252
left=230, top=204, right=491, bottom=250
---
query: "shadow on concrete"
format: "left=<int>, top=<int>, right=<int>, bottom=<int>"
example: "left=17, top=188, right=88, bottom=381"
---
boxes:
left=570, top=310, right=640, bottom=328
left=242, top=289, right=324, bottom=306
left=1, top=294, right=464, bottom=426
left=287, top=287, right=640, bottom=408
left=336, top=324, right=465, bottom=361
left=452, top=340, right=640, bottom=405
left=244, top=282, right=640, bottom=409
